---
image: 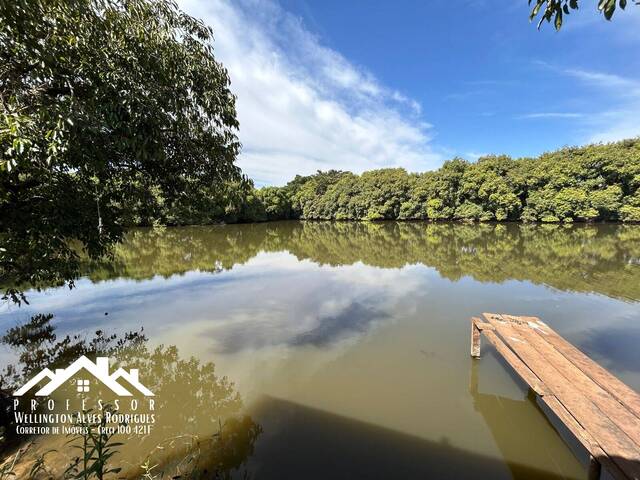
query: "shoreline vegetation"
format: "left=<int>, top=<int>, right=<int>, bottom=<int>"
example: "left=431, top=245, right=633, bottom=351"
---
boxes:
left=91, top=222, right=640, bottom=302
left=128, top=138, right=640, bottom=227
left=3, top=0, right=639, bottom=306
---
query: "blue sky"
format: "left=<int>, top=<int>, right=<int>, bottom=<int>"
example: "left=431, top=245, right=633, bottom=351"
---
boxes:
left=179, top=0, right=640, bottom=185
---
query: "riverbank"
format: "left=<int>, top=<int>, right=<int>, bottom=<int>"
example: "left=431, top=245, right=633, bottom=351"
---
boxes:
left=127, top=139, right=640, bottom=227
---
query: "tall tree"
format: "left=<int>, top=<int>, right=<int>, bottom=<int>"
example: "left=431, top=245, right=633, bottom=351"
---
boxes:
left=0, top=0, right=241, bottom=303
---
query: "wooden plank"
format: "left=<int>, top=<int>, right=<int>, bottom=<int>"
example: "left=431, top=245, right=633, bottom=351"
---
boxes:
left=478, top=316, right=603, bottom=457
left=514, top=319, right=640, bottom=448
left=480, top=317, right=620, bottom=475
left=482, top=313, right=640, bottom=479
left=471, top=317, right=481, bottom=358
left=588, top=455, right=602, bottom=480
left=473, top=319, right=495, bottom=331
left=481, top=329, right=548, bottom=396
left=541, top=395, right=627, bottom=480
left=524, top=315, right=640, bottom=421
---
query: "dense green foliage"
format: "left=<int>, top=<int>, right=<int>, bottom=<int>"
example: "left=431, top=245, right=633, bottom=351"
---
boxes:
left=127, top=139, right=640, bottom=227
left=272, top=139, right=640, bottom=223
left=529, top=0, right=635, bottom=30
left=0, top=0, right=241, bottom=303
left=82, top=222, right=640, bottom=303
left=1, top=0, right=639, bottom=306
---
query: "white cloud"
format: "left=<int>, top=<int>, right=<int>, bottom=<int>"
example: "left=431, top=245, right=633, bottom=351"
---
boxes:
left=517, top=112, right=585, bottom=119
left=563, top=68, right=640, bottom=96
left=177, top=0, right=442, bottom=185
left=533, top=61, right=640, bottom=143
left=463, top=151, right=489, bottom=162
left=560, top=68, right=640, bottom=143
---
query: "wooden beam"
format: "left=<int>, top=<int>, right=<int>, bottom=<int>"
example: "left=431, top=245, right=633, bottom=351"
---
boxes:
left=470, top=317, right=481, bottom=358
left=587, top=455, right=602, bottom=480
left=482, top=313, right=640, bottom=479
left=481, top=329, right=548, bottom=396
left=541, top=395, right=626, bottom=480
left=526, top=316, right=640, bottom=421
left=475, top=321, right=495, bottom=331
left=516, top=321, right=640, bottom=448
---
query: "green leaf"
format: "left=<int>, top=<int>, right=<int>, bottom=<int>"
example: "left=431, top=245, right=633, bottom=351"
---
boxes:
left=530, top=0, right=545, bottom=19
left=555, top=9, right=563, bottom=29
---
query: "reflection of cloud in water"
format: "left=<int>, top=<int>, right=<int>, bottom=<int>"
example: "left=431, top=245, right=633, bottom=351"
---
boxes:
left=206, top=301, right=390, bottom=354
left=198, top=256, right=424, bottom=354
left=291, top=302, right=388, bottom=347
left=0, top=252, right=426, bottom=358
left=0, top=271, right=237, bottom=330
left=576, top=319, right=640, bottom=375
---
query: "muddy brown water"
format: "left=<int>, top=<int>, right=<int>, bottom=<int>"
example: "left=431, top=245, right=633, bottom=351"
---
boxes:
left=1, top=221, right=639, bottom=479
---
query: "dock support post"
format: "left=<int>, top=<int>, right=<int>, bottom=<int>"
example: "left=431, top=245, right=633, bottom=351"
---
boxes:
left=587, top=455, right=601, bottom=480
left=470, top=318, right=481, bottom=358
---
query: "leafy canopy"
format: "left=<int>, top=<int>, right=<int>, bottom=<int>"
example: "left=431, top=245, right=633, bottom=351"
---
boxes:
left=275, top=139, right=640, bottom=224
left=529, top=0, right=637, bottom=30
left=0, top=0, right=241, bottom=303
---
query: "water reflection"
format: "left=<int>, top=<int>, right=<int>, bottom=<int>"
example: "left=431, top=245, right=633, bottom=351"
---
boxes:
left=82, top=221, right=640, bottom=302
left=0, top=315, right=261, bottom=478
left=246, top=395, right=580, bottom=480
left=469, top=359, right=587, bottom=479
left=1, top=222, right=640, bottom=479
left=575, top=321, right=640, bottom=374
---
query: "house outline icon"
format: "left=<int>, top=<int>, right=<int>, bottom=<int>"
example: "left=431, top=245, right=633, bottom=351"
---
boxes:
left=13, top=356, right=154, bottom=397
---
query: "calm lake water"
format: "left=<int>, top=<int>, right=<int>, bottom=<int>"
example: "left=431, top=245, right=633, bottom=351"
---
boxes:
left=2, top=221, right=640, bottom=479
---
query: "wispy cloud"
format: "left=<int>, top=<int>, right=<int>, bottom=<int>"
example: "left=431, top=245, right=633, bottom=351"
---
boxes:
left=562, top=68, right=640, bottom=142
left=443, top=90, right=486, bottom=101
left=533, top=61, right=640, bottom=143
left=177, top=0, right=442, bottom=185
left=517, top=112, right=585, bottom=119
left=562, top=68, right=640, bottom=95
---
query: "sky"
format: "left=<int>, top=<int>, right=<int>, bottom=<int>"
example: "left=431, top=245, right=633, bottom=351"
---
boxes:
left=178, top=0, right=640, bottom=186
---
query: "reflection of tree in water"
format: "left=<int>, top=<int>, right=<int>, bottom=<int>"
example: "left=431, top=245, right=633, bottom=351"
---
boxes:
left=468, top=360, right=585, bottom=479
left=0, top=315, right=261, bottom=479
left=85, top=222, right=640, bottom=302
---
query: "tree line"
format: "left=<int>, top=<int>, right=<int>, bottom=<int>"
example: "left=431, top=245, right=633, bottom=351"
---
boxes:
left=2, top=0, right=639, bottom=304
left=80, top=222, right=640, bottom=303
left=1, top=0, right=240, bottom=303
left=132, top=138, right=640, bottom=225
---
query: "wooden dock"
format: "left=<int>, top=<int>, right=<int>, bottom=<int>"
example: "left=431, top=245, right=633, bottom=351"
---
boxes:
left=470, top=313, right=640, bottom=480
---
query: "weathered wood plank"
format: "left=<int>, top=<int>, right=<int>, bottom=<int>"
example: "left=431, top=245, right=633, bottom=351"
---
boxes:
left=524, top=315, right=640, bottom=422
left=515, top=320, right=640, bottom=448
left=474, top=320, right=495, bottom=331
left=541, top=395, right=627, bottom=480
left=482, top=313, right=640, bottom=479
left=470, top=317, right=481, bottom=358
left=481, top=329, right=548, bottom=396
